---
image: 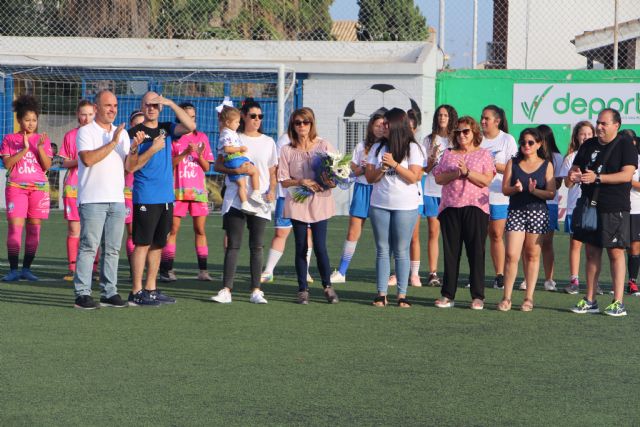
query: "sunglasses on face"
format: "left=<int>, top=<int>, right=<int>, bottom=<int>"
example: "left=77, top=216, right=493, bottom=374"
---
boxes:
left=249, top=113, right=264, bottom=120
left=454, top=128, right=472, bottom=136
left=520, top=140, right=537, bottom=147
left=294, top=120, right=311, bottom=127
left=144, top=103, right=160, bottom=109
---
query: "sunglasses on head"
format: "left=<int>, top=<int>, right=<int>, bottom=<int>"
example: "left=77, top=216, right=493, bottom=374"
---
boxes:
left=454, top=128, right=472, bottom=136
left=249, top=113, right=264, bottom=120
left=294, top=120, right=311, bottom=126
left=519, top=140, right=537, bottom=147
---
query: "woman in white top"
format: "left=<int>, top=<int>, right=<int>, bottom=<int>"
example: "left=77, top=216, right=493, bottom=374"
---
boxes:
left=330, top=111, right=385, bottom=283
left=480, top=105, right=518, bottom=290
left=422, top=104, right=458, bottom=287
left=365, top=108, right=425, bottom=307
left=560, top=121, right=595, bottom=294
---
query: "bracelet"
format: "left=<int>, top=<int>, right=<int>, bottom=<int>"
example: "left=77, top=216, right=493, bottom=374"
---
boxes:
left=393, top=162, right=399, bottom=170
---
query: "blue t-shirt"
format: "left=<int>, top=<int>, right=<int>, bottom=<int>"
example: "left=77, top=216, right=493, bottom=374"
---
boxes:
left=128, top=122, right=176, bottom=204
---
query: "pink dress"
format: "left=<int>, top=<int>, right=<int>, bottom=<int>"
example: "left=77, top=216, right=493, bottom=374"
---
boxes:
left=278, top=139, right=336, bottom=223
left=433, top=148, right=495, bottom=215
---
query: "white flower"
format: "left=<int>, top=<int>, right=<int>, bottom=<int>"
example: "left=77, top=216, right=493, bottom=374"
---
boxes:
left=334, top=166, right=351, bottom=180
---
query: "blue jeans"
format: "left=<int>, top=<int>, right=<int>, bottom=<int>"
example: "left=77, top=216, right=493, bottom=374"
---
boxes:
left=74, top=202, right=126, bottom=298
left=369, top=206, right=418, bottom=295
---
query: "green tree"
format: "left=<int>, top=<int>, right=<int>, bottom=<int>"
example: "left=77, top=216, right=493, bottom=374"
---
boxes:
left=357, top=0, right=428, bottom=41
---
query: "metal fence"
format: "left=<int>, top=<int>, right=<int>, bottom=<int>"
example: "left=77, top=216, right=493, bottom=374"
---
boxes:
left=0, top=1, right=637, bottom=70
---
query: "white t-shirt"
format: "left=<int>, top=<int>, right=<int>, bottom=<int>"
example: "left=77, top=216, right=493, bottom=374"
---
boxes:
left=352, top=141, right=371, bottom=185
left=631, top=155, right=640, bottom=215
left=423, top=134, right=452, bottom=197
left=218, top=127, right=242, bottom=157
left=367, top=142, right=425, bottom=210
left=480, top=130, right=518, bottom=205
left=221, top=133, right=278, bottom=221
left=560, top=152, right=580, bottom=214
left=547, top=152, right=564, bottom=206
left=77, top=121, right=130, bottom=205
left=275, top=134, right=290, bottom=198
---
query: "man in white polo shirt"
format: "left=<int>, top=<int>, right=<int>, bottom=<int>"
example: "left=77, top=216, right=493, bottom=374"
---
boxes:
left=73, top=90, right=132, bottom=310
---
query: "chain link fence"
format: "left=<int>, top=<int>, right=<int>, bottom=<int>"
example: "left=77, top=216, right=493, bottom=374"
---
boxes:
left=0, top=1, right=637, bottom=70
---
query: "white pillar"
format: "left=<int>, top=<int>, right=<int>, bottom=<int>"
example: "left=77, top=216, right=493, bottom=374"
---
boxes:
left=277, top=64, right=285, bottom=138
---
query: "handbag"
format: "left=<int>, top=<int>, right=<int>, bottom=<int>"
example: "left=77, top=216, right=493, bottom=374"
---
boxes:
left=571, top=138, right=619, bottom=233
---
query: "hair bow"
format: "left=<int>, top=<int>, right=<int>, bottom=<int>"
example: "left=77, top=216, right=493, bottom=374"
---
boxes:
left=216, top=96, right=234, bottom=114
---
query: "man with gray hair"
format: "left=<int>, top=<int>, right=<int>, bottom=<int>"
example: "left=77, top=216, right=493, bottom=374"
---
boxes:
left=73, top=90, right=133, bottom=309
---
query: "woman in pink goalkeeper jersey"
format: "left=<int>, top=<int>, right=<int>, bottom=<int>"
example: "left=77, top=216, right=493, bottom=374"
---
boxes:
left=60, top=100, right=97, bottom=281
left=1, top=95, right=52, bottom=281
left=159, top=102, right=215, bottom=282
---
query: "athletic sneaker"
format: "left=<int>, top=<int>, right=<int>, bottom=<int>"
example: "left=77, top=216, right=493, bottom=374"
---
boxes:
left=128, top=290, right=161, bottom=307
left=571, top=298, right=599, bottom=314
left=99, top=294, right=128, bottom=308
left=197, top=271, right=213, bottom=281
left=604, top=300, right=627, bottom=317
left=159, top=271, right=172, bottom=282
left=427, top=272, right=441, bottom=287
left=241, top=201, right=258, bottom=215
left=410, top=275, right=422, bottom=287
left=492, top=275, right=504, bottom=290
left=564, top=277, right=580, bottom=295
left=250, top=191, right=265, bottom=204
left=2, top=269, right=21, bottom=281
left=63, top=271, right=75, bottom=282
left=519, top=281, right=527, bottom=291
left=210, top=288, right=232, bottom=304
left=330, top=270, right=346, bottom=284
left=544, top=280, right=557, bottom=292
left=260, top=272, right=274, bottom=284
left=20, top=268, right=39, bottom=281
left=627, top=280, right=639, bottom=295
left=388, top=275, right=397, bottom=287
left=435, top=297, right=454, bottom=308
left=249, top=290, right=268, bottom=304
left=149, top=289, right=176, bottom=304
left=74, top=295, right=100, bottom=310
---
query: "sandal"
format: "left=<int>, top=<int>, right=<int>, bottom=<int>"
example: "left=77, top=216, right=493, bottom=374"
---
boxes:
left=521, top=298, right=534, bottom=312
left=372, top=295, right=388, bottom=307
left=497, top=298, right=511, bottom=312
left=397, top=297, right=412, bottom=308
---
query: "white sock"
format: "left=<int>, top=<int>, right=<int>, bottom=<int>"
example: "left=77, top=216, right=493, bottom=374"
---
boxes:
left=306, top=247, right=313, bottom=273
left=410, top=260, right=420, bottom=277
left=263, top=249, right=283, bottom=275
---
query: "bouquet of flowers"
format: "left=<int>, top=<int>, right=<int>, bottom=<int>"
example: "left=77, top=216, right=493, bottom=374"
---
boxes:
left=288, top=151, right=355, bottom=203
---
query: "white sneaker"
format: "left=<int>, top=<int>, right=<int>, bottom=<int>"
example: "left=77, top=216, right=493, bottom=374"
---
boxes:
left=249, top=290, right=268, bottom=304
left=210, top=288, right=232, bottom=303
left=519, top=281, right=527, bottom=290
left=544, top=279, right=557, bottom=291
left=241, top=201, right=258, bottom=215
left=330, top=270, right=346, bottom=284
left=250, top=191, right=265, bottom=204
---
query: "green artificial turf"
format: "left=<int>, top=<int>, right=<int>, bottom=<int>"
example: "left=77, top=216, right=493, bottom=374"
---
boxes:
left=0, top=212, right=639, bottom=426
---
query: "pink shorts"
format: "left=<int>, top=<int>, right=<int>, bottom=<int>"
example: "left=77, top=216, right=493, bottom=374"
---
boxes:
left=125, top=198, right=133, bottom=224
left=173, top=201, right=209, bottom=217
left=63, top=196, right=79, bottom=221
left=6, top=186, right=50, bottom=220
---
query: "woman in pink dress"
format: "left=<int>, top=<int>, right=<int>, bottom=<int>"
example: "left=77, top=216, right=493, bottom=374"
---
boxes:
left=1, top=95, right=52, bottom=281
left=278, top=108, right=339, bottom=305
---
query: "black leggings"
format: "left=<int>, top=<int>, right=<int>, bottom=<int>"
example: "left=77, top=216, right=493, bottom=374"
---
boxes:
left=291, top=219, right=332, bottom=291
left=222, top=207, right=267, bottom=290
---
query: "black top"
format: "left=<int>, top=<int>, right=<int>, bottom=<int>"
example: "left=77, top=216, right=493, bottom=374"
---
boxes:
left=508, top=159, right=548, bottom=211
left=572, top=133, right=637, bottom=212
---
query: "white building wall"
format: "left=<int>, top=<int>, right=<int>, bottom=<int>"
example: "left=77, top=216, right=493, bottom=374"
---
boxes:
left=507, top=0, right=638, bottom=69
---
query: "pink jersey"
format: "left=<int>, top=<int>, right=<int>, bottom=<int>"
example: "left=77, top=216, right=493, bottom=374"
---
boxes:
left=124, top=172, right=134, bottom=200
left=171, top=132, right=214, bottom=202
left=1, top=132, right=53, bottom=185
left=60, top=128, right=79, bottom=198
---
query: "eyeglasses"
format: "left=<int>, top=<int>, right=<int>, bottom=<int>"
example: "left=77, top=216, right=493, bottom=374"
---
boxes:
left=294, top=120, right=311, bottom=127
left=520, top=140, right=537, bottom=147
left=454, top=128, right=472, bottom=136
left=144, top=103, right=160, bottom=109
left=249, top=113, right=264, bottom=120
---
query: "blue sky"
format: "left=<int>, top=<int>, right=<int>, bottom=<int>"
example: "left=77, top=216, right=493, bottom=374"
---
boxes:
left=329, top=0, right=493, bottom=69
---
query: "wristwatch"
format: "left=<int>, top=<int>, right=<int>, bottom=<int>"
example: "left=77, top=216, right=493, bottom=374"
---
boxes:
left=130, top=145, right=139, bottom=155
left=595, top=174, right=601, bottom=185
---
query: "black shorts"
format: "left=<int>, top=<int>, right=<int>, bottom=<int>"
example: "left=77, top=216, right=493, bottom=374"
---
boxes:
left=573, top=210, right=630, bottom=249
left=631, top=214, right=640, bottom=242
left=132, top=203, right=173, bottom=247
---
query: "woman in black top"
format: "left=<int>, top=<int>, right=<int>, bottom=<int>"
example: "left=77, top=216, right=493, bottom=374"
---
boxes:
left=498, top=128, right=555, bottom=311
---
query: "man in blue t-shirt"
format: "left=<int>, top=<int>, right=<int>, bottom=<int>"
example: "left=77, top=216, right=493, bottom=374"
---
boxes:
left=126, top=91, right=195, bottom=306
